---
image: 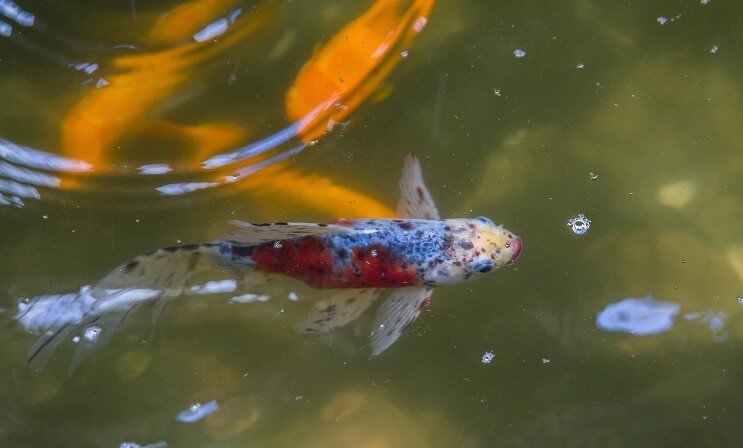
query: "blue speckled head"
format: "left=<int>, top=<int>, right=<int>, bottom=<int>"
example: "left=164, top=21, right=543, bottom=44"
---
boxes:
left=423, top=218, right=522, bottom=285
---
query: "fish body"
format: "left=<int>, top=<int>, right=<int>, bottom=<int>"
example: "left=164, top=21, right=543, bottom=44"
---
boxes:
left=220, top=217, right=520, bottom=289
left=14, top=155, right=522, bottom=368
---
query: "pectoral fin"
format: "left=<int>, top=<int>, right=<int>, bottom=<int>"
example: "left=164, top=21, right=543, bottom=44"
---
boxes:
left=370, top=286, right=432, bottom=355
left=397, top=154, right=440, bottom=220
left=298, top=288, right=383, bottom=333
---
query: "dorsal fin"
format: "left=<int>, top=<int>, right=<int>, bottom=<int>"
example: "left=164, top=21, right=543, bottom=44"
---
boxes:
left=397, top=154, right=440, bottom=220
left=224, top=221, right=362, bottom=245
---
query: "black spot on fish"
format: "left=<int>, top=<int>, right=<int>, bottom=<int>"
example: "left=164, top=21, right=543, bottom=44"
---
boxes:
left=232, top=245, right=254, bottom=257
left=458, top=240, right=474, bottom=250
left=416, top=186, right=425, bottom=200
left=398, top=221, right=414, bottom=230
left=124, top=259, right=139, bottom=272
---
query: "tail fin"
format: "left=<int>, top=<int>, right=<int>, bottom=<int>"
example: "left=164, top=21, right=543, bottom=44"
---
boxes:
left=16, top=243, right=252, bottom=373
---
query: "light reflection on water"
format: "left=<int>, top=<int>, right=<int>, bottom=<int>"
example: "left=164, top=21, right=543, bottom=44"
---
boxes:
left=0, top=0, right=741, bottom=446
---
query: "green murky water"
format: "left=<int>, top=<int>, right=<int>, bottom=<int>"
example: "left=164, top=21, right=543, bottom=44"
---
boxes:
left=1, top=0, right=741, bottom=446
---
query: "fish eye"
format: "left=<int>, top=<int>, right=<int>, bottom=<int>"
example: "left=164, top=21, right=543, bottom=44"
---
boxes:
left=474, top=260, right=493, bottom=273
left=476, top=216, right=493, bottom=225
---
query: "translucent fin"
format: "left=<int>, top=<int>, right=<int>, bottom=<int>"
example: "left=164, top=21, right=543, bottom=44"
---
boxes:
left=298, top=288, right=383, bottom=333
left=397, top=154, right=440, bottom=220
left=27, top=324, right=75, bottom=372
left=225, top=221, right=359, bottom=245
left=97, top=243, right=228, bottom=290
left=370, top=286, right=432, bottom=355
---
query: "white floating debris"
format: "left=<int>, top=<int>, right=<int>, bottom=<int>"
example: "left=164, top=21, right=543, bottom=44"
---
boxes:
left=513, top=49, right=526, bottom=58
left=71, top=335, right=80, bottom=344
left=0, top=20, right=11, bottom=37
left=700, top=0, right=709, bottom=4
left=14, top=10, right=32, bottom=26
left=175, top=400, right=219, bottom=423
left=94, top=77, right=109, bottom=88
left=193, top=8, right=242, bottom=42
left=567, top=214, right=591, bottom=235
left=119, top=441, right=167, bottom=448
left=413, top=16, right=427, bottom=33
left=193, top=18, right=228, bottom=42
left=576, top=63, right=585, bottom=70
left=542, top=357, right=551, bottom=364
left=288, top=292, right=298, bottom=302
left=138, top=164, right=171, bottom=175
left=589, top=172, right=599, bottom=180
left=189, top=279, right=237, bottom=295
left=83, top=325, right=102, bottom=342
left=596, top=296, right=680, bottom=336
left=0, top=0, right=34, bottom=26
left=710, top=45, right=718, bottom=54
left=657, top=16, right=668, bottom=25
left=481, top=351, right=495, bottom=364
left=229, top=293, right=270, bottom=304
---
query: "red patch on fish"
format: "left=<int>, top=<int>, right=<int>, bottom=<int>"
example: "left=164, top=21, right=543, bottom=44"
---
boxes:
left=250, top=236, right=419, bottom=288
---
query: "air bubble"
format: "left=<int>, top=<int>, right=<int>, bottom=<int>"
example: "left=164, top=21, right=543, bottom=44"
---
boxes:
left=273, top=241, right=283, bottom=249
left=513, top=49, right=526, bottom=58
left=589, top=172, right=599, bottom=180
left=481, top=351, right=495, bottom=364
left=567, top=214, right=591, bottom=235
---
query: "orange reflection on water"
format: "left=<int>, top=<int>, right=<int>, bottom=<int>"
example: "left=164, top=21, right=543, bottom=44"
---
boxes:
left=55, top=0, right=433, bottom=218
left=285, top=0, right=434, bottom=142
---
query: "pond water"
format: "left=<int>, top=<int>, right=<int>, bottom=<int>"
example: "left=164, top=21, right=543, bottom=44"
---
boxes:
left=1, top=0, right=741, bottom=446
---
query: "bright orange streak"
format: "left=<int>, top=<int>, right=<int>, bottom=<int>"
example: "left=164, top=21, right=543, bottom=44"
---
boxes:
left=237, top=163, right=396, bottom=219
left=285, top=0, right=434, bottom=142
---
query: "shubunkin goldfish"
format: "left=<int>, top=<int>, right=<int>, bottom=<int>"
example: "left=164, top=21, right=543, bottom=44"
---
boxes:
left=15, top=155, right=521, bottom=370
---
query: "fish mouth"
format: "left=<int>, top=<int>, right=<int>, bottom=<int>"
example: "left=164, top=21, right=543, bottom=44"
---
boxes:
left=506, top=236, right=522, bottom=265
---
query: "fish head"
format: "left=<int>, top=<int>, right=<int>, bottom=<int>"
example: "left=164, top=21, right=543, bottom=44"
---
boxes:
left=425, top=217, right=522, bottom=285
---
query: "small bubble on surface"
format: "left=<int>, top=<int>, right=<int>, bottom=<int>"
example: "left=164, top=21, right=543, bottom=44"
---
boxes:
left=228, top=73, right=237, bottom=84
left=400, top=50, right=409, bottom=58
left=481, top=351, right=495, bottom=364
left=71, top=335, right=80, bottom=344
left=288, top=292, right=298, bottom=301
left=370, top=249, right=378, bottom=257
left=589, top=172, right=599, bottom=180
left=710, top=45, right=718, bottom=54
left=567, top=214, right=591, bottom=235
left=493, top=88, right=501, bottom=97
left=513, top=49, right=526, bottom=58
left=576, top=63, right=585, bottom=69
left=83, top=326, right=101, bottom=342
left=273, top=241, right=283, bottom=249
left=542, top=358, right=551, bottom=364
left=737, top=297, right=743, bottom=305
left=700, top=0, right=709, bottom=4
left=42, top=214, right=48, bottom=219
left=657, top=16, right=668, bottom=25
